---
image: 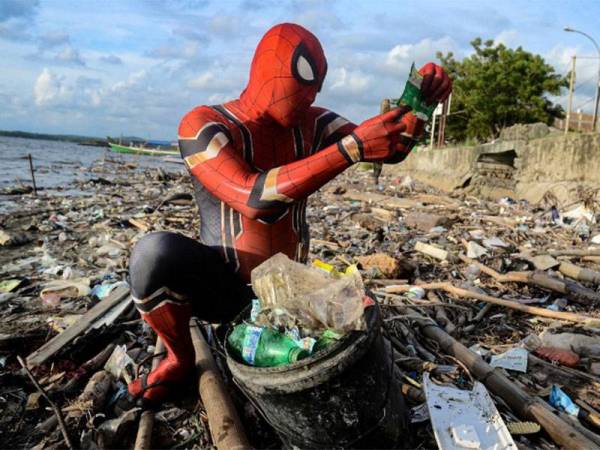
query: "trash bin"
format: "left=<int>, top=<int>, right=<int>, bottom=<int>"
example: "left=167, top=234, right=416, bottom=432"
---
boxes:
left=225, top=303, right=407, bottom=449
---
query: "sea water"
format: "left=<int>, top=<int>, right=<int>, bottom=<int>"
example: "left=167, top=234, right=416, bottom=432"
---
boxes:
left=0, top=136, right=182, bottom=212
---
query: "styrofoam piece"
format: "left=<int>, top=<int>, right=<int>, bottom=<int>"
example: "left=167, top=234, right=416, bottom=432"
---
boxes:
left=489, top=347, right=528, bottom=373
left=423, top=373, right=517, bottom=450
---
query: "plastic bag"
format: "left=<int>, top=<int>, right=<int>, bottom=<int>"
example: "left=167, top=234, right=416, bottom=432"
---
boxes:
left=251, top=253, right=366, bottom=332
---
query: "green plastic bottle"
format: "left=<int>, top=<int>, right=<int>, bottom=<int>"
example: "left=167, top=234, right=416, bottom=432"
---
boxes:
left=228, top=323, right=309, bottom=367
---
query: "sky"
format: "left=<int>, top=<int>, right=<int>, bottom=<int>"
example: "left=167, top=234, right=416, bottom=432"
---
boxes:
left=1, top=0, right=600, bottom=139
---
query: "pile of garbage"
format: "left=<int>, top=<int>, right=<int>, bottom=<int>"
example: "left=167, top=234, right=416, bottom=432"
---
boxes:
left=228, top=253, right=367, bottom=367
left=0, top=155, right=210, bottom=449
left=1, top=151, right=600, bottom=449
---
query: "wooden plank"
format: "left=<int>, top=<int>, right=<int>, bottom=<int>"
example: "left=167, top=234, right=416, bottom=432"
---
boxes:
left=27, top=286, right=130, bottom=367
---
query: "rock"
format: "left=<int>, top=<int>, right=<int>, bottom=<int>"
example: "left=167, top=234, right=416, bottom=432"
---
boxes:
left=350, top=213, right=386, bottom=231
left=404, top=212, right=448, bottom=232
left=466, top=241, right=488, bottom=259
left=357, top=253, right=402, bottom=278
left=529, top=255, right=560, bottom=271
left=499, top=122, right=550, bottom=141
left=370, top=207, right=395, bottom=222
left=0, top=230, right=11, bottom=245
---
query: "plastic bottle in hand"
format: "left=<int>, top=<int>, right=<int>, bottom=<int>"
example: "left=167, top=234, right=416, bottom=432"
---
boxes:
left=228, top=323, right=309, bottom=367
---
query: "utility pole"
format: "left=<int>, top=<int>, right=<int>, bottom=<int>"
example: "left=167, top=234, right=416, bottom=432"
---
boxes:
left=564, top=27, right=600, bottom=132
left=595, top=74, right=600, bottom=132
left=436, top=93, right=451, bottom=147
left=429, top=111, right=437, bottom=150
left=565, top=55, right=576, bottom=135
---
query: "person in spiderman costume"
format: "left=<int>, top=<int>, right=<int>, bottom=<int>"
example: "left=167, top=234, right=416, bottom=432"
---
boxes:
left=128, top=23, right=451, bottom=404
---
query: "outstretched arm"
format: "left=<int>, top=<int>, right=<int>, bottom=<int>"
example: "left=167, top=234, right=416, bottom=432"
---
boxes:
left=179, top=107, right=409, bottom=221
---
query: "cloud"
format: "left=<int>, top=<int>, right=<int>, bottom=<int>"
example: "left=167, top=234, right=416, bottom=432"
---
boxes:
left=55, top=46, right=86, bottom=66
left=146, top=40, right=199, bottom=60
left=208, top=15, right=244, bottom=38
left=187, top=69, right=240, bottom=90
left=544, top=44, right=598, bottom=114
left=188, top=72, right=214, bottom=89
left=34, top=68, right=66, bottom=106
left=38, top=31, right=70, bottom=50
left=494, top=30, right=520, bottom=47
left=384, top=37, right=458, bottom=73
left=0, top=0, right=39, bottom=22
left=0, top=20, right=33, bottom=41
left=100, top=54, right=123, bottom=65
left=328, top=68, right=371, bottom=95
left=0, top=0, right=38, bottom=41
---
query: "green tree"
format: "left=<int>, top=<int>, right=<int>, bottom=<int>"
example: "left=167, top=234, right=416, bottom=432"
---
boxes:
left=436, top=38, right=568, bottom=142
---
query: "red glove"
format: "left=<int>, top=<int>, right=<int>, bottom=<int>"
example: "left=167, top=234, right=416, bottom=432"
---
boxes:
left=418, top=62, right=452, bottom=105
left=344, top=106, right=411, bottom=162
left=382, top=63, right=452, bottom=165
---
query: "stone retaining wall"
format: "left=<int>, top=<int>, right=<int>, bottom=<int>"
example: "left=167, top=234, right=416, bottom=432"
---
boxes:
left=394, top=132, right=600, bottom=205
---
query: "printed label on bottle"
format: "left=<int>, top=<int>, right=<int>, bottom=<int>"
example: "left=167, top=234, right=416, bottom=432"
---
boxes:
left=250, top=299, right=261, bottom=322
left=242, top=325, right=263, bottom=365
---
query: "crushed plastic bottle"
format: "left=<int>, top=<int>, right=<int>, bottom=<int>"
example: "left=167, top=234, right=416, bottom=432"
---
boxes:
left=251, top=253, right=366, bottom=332
left=228, top=323, right=309, bottom=367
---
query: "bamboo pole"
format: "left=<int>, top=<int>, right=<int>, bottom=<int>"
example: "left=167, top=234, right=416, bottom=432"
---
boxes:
left=559, top=261, right=600, bottom=284
left=134, top=338, right=165, bottom=450
left=27, top=154, right=38, bottom=196
left=190, top=320, right=250, bottom=450
left=565, top=55, right=576, bottom=135
left=416, top=322, right=599, bottom=450
left=382, top=282, right=595, bottom=323
left=548, top=249, right=600, bottom=257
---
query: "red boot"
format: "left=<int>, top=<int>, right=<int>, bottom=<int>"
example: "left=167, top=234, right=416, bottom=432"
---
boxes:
left=128, top=302, right=195, bottom=405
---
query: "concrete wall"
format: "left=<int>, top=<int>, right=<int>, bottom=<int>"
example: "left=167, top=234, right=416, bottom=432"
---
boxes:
left=395, top=132, right=600, bottom=205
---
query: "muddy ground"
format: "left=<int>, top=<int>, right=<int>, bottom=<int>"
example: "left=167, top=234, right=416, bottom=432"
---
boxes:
left=1, top=155, right=599, bottom=449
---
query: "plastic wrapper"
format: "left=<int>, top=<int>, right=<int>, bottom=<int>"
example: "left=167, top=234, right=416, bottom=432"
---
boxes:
left=251, top=253, right=366, bottom=332
left=395, top=63, right=436, bottom=121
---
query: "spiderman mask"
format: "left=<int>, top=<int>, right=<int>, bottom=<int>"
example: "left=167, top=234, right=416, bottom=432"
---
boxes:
left=240, top=23, right=328, bottom=127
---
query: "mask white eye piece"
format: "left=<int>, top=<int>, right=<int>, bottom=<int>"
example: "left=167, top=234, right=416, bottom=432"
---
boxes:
left=291, top=43, right=319, bottom=85
left=296, top=55, right=315, bottom=82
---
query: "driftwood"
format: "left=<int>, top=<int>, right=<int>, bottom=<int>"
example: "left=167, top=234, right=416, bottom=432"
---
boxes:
left=416, top=321, right=600, bottom=450
left=190, top=320, right=250, bottom=450
left=17, top=356, right=74, bottom=450
left=382, top=283, right=596, bottom=323
left=559, top=261, right=600, bottom=284
left=134, top=338, right=165, bottom=450
left=459, top=255, right=600, bottom=305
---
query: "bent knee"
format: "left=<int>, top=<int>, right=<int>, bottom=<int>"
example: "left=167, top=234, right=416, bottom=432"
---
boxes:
left=129, top=232, right=181, bottom=298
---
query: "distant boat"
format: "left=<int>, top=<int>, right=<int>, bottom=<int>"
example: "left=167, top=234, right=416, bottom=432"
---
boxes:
left=108, top=141, right=179, bottom=157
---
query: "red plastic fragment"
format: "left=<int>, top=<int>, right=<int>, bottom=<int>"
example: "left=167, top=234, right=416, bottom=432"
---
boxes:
left=535, top=346, right=580, bottom=367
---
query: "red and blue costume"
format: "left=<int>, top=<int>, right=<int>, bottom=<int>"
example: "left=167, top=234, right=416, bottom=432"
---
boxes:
left=128, top=23, right=451, bottom=404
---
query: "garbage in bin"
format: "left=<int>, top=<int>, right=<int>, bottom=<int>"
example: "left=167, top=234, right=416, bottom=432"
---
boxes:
left=251, top=252, right=366, bottom=333
left=228, top=323, right=310, bottom=367
left=229, top=253, right=368, bottom=367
